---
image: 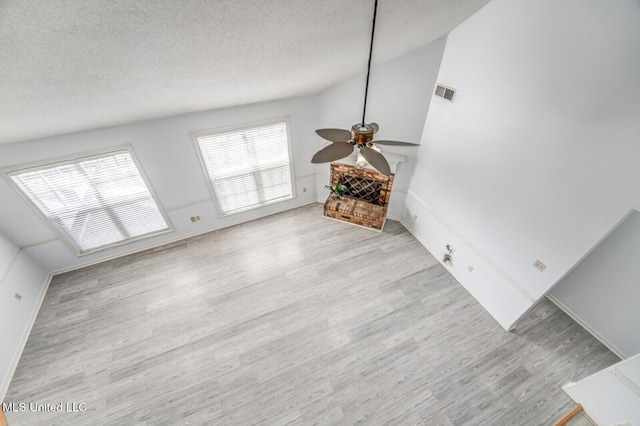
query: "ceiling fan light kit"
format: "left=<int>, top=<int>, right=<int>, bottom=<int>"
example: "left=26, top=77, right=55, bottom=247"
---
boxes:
left=311, top=0, right=418, bottom=176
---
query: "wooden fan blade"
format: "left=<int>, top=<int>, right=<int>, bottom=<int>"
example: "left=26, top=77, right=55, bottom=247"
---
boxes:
left=311, top=142, right=354, bottom=163
left=373, top=140, right=419, bottom=146
left=360, top=146, right=391, bottom=175
left=315, top=128, right=352, bottom=143
left=369, top=122, right=379, bottom=133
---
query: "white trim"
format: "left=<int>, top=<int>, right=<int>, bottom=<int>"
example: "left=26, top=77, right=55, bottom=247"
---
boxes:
left=121, top=174, right=317, bottom=213
left=18, top=238, right=57, bottom=250
left=294, top=173, right=316, bottom=181
left=163, top=197, right=212, bottom=213
left=547, top=294, right=626, bottom=359
left=2, top=199, right=317, bottom=398
left=0, top=247, right=20, bottom=283
left=191, top=116, right=296, bottom=218
left=390, top=189, right=407, bottom=195
left=1, top=145, right=175, bottom=257
left=50, top=198, right=318, bottom=275
left=399, top=216, right=513, bottom=331
left=544, top=209, right=637, bottom=296
left=509, top=213, right=636, bottom=329
left=0, top=272, right=53, bottom=402
left=561, top=381, right=608, bottom=426
left=612, top=367, right=640, bottom=397
left=17, top=172, right=318, bottom=250
left=406, top=190, right=536, bottom=303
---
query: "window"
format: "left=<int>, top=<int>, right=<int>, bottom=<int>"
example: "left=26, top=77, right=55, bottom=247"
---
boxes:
left=7, top=149, right=170, bottom=255
left=194, top=118, right=295, bottom=215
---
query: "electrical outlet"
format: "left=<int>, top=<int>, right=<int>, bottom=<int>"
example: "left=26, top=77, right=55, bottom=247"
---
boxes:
left=190, top=216, right=201, bottom=223
left=15, top=293, right=22, bottom=300
left=303, top=187, right=307, bottom=192
left=468, top=265, right=474, bottom=273
left=533, top=260, right=546, bottom=272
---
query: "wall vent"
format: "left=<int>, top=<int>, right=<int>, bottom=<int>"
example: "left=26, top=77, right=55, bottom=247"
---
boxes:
left=435, top=84, right=456, bottom=102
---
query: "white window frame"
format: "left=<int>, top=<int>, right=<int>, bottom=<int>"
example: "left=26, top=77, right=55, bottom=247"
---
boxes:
left=2, top=145, right=173, bottom=256
left=192, top=117, right=296, bottom=217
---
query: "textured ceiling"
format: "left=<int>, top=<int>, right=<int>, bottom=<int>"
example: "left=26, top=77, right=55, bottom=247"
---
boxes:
left=0, top=0, right=490, bottom=145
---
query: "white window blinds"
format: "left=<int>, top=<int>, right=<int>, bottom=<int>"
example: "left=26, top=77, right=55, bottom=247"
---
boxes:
left=195, top=120, right=294, bottom=215
left=9, top=150, right=170, bottom=255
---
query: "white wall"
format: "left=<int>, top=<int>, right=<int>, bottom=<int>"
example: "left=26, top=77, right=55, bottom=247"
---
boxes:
left=0, top=96, right=319, bottom=272
left=403, top=0, right=640, bottom=329
left=315, top=39, right=447, bottom=218
left=563, top=353, right=640, bottom=425
left=0, top=42, right=450, bottom=400
left=0, top=233, right=19, bottom=282
left=0, top=232, right=50, bottom=401
left=0, top=97, right=320, bottom=398
left=550, top=210, right=640, bottom=359
left=0, top=38, right=448, bottom=274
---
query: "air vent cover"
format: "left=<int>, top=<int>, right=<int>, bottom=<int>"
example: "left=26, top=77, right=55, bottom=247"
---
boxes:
left=435, top=84, right=456, bottom=102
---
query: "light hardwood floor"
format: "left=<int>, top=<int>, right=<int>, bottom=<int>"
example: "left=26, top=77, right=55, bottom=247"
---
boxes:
left=5, top=204, right=618, bottom=425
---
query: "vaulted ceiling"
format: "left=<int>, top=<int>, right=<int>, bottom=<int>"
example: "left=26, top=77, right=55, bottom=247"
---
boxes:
left=0, top=0, right=490, bottom=145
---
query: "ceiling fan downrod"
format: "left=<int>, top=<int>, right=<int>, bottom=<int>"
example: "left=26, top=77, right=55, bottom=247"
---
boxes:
left=361, top=0, right=378, bottom=128
left=310, top=0, right=419, bottom=176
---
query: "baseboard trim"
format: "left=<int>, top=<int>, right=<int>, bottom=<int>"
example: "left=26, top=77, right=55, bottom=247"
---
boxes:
left=4, top=201, right=321, bottom=400
left=50, top=199, right=319, bottom=276
left=0, top=272, right=53, bottom=402
left=547, top=294, right=626, bottom=359
left=405, top=190, right=536, bottom=304
left=399, top=216, right=514, bottom=331
left=0, top=247, right=20, bottom=283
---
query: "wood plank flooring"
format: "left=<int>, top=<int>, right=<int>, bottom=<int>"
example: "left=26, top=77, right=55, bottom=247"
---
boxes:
left=5, top=204, right=619, bottom=425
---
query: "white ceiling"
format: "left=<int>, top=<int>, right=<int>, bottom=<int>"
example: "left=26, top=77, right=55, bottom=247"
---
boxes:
left=0, top=0, right=490, bottom=145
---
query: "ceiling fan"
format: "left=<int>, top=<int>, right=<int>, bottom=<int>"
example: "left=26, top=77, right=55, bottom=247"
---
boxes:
left=311, top=0, right=419, bottom=176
